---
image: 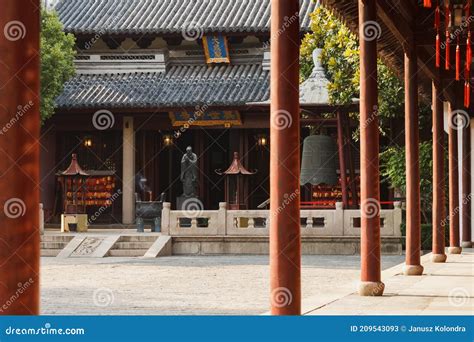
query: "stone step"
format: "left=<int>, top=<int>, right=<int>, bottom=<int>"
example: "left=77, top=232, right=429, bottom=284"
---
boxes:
left=118, top=235, right=158, bottom=242
left=113, top=242, right=154, bottom=249
left=41, top=235, right=74, bottom=243
left=41, top=249, right=60, bottom=257
left=40, top=242, right=69, bottom=249
left=107, top=249, right=146, bottom=257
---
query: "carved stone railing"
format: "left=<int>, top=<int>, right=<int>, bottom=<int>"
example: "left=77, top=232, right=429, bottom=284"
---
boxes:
left=161, top=202, right=402, bottom=237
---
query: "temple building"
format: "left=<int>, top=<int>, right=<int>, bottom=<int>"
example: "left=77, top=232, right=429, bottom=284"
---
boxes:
left=43, top=0, right=369, bottom=225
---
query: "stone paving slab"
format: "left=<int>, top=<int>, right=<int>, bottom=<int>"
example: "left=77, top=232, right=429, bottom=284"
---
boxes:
left=306, top=249, right=473, bottom=315
left=40, top=255, right=404, bottom=315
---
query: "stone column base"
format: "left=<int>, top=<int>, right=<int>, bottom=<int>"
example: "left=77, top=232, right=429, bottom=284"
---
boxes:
left=461, top=241, right=472, bottom=248
left=358, top=281, right=385, bottom=296
left=402, top=264, right=424, bottom=276
left=431, top=254, right=447, bottom=263
left=448, top=246, right=462, bottom=254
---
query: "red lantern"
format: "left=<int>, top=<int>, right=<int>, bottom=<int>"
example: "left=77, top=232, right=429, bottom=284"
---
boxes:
left=465, top=82, right=470, bottom=108
left=446, top=30, right=451, bottom=70
left=436, top=33, right=441, bottom=68
left=424, top=0, right=432, bottom=7
left=456, top=39, right=461, bottom=80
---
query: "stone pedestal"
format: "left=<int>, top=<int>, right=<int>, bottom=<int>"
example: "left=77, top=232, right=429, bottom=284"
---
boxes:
left=402, top=264, right=424, bottom=276
left=358, top=281, right=385, bottom=296
left=176, top=196, right=200, bottom=210
left=448, top=246, right=462, bottom=254
left=177, top=196, right=201, bottom=228
left=61, top=214, right=88, bottom=232
left=431, top=253, right=447, bottom=263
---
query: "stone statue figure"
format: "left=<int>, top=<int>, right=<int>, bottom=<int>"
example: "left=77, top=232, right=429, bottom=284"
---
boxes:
left=180, top=146, right=198, bottom=197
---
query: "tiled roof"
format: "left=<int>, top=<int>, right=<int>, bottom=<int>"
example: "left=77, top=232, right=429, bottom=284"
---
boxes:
left=55, top=64, right=270, bottom=109
left=56, top=0, right=316, bottom=35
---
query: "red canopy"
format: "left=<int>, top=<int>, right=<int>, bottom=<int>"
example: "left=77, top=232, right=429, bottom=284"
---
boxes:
left=60, top=154, right=89, bottom=176
left=215, top=152, right=257, bottom=175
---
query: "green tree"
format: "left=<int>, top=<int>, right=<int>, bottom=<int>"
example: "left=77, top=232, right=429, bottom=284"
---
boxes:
left=380, top=142, right=433, bottom=223
left=41, top=9, right=76, bottom=122
left=300, top=6, right=404, bottom=136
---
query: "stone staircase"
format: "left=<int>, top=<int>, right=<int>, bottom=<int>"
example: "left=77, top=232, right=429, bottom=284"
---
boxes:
left=107, top=236, right=157, bottom=257
left=40, top=235, right=75, bottom=257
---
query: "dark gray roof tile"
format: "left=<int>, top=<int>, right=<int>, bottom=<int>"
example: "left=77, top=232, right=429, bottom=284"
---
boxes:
left=56, top=64, right=270, bottom=109
left=56, top=0, right=316, bottom=35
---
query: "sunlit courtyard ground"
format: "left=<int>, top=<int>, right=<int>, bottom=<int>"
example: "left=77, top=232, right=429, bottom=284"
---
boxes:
left=41, top=255, right=405, bottom=315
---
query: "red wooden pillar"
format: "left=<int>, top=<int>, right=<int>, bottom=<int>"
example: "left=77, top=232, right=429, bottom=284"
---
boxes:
left=448, top=107, right=462, bottom=254
left=337, top=111, right=349, bottom=208
left=344, top=119, right=359, bottom=208
left=358, top=0, right=384, bottom=296
left=403, top=48, right=423, bottom=275
left=269, top=0, right=301, bottom=314
left=0, top=1, right=40, bottom=314
left=431, top=82, right=447, bottom=263
left=461, top=125, right=472, bottom=248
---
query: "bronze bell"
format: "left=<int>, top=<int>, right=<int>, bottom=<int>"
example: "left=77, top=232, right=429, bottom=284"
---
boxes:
left=300, top=135, right=338, bottom=186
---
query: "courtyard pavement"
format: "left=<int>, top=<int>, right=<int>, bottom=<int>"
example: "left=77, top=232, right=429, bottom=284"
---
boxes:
left=40, top=250, right=472, bottom=315
left=41, top=255, right=404, bottom=315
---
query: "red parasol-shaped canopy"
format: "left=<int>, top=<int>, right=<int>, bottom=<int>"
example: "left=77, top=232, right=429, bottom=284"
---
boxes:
left=215, top=152, right=257, bottom=210
left=215, top=152, right=257, bottom=175
left=60, top=153, right=89, bottom=176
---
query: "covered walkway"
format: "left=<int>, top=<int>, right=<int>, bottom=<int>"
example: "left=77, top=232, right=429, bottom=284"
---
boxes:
left=0, top=0, right=473, bottom=316
left=305, top=250, right=473, bottom=315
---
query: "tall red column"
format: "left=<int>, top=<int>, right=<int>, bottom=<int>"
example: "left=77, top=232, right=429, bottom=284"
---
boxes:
left=337, top=111, right=349, bottom=208
left=431, top=82, right=447, bottom=263
left=358, top=0, right=384, bottom=296
left=269, top=0, right=301, bottom=314
left=448, top=107, right=461, bottom=254
left=0, top=1, right=40, bottom=314
left=461, top=125, right=472, bottom=248
left=403, top=48, right=423, bottom=275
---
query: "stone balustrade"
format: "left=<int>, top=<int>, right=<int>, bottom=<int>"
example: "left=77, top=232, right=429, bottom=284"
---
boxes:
left=161, top=202, right=402, bottom=237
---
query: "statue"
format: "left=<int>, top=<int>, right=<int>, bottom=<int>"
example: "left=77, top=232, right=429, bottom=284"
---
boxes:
left=180, top=146, right=198, bottom=197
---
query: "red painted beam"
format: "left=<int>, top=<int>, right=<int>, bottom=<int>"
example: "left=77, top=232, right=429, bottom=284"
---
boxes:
left=0, top=1, right=40, bottom=314
left=269, top=0, right=301, bottom=315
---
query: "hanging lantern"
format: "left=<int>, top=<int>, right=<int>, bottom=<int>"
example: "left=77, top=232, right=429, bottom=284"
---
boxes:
left=466, top=33, right=472, bottom=108
left=465, top=81, right=470, bottom=107
left=446, top=30, right=451, bottom=70
left=456, top=38, right=461, bottom=80
left=424, top=0, right=432, bottom=8
left=436, top=33, right=441, bottom=68
left=467, top=33, right=472, bottom=73
left=162, top=134, right=174, bottom=147
left=300, top=135, right=338, bottom=186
